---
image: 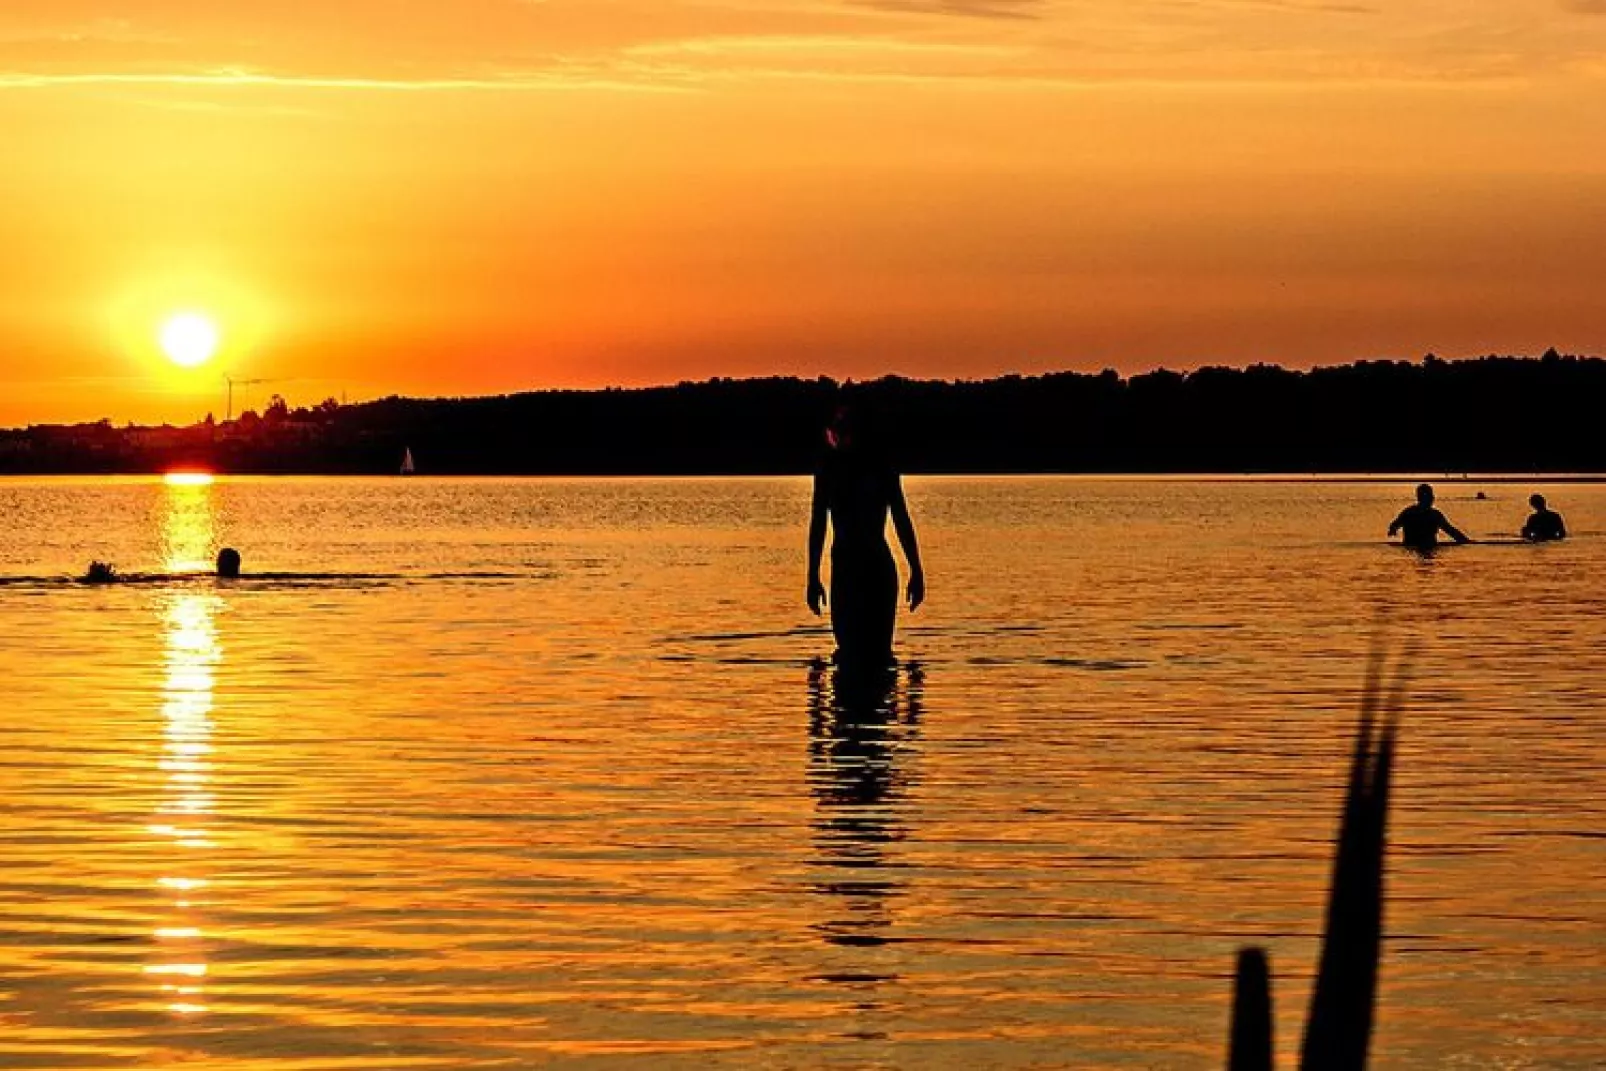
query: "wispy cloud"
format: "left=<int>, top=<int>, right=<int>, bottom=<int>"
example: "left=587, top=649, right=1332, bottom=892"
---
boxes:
left=0, top=67, right=692, bottom=94
left=626, top=34, right=1014, bottom=63
left=0, top=0, right=1600, bottom=97
left=1259, top=0, right=1377, bottom=12
left=1208, top=0, right=1379, bottom=12
left=853, top=0, right=1044, bottom=20
left=626, top=34, right=1021, bottom=59
left=0, top=17, right=176, bottom=47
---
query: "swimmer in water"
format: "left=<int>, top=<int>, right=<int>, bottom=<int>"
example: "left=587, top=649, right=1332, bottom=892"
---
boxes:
left=83, top=561, right=119, bottom=584
left=216, top=547, right=242, bottom=578
left=1521, top=494, right=1567, bottom=542
left=1388, top=483, right=1470, bottom=551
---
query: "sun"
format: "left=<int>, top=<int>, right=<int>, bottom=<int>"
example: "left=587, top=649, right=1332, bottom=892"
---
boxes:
left=159, top=313, right=221, bottom=368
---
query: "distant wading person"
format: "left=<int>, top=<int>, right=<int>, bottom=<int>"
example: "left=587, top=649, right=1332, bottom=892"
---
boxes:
left=1388, top=483, right=1470, bottom=551
left=216, top=547, right=242, bottom=578
left=83, top=561, right=118, bottom=584
left=807, top=405, right=925, bottom=667
left=1522, top=494, right=1567, bottom=542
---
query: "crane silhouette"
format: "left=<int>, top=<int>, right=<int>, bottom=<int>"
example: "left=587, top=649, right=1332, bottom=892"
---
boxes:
left=224, top=376, right=281, bottom=421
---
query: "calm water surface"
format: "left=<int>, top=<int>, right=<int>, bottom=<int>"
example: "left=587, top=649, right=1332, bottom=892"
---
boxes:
left=0, top=476, right=1601, bottom=1069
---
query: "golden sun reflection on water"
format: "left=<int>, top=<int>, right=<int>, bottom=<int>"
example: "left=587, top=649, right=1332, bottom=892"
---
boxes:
left=148, top=590, right=219, bottom=1016
left=163, top=471, right=216, bottom=488
left=160, top=476, right=219, bottom=574
left=146, top=482, right=222, bottom=1016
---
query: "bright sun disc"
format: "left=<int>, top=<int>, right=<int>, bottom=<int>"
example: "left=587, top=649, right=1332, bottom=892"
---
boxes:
left=160, top=313, right=220, bottom=368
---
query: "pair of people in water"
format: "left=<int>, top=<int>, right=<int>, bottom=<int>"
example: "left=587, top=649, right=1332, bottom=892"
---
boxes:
left=1388, top=484, right=1567, bottom=550
left=83, top=547, right=242, bottom=583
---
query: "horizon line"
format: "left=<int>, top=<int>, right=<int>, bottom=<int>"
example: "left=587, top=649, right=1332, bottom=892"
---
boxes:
left=5, top=347, right=1598, bottom=431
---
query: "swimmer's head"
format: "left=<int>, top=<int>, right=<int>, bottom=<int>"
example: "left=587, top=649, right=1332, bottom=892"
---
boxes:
left=1530, top=493, right=1547, bottom=511
left=216, top=547, right=241, bottom=578
left=826, top=402, right=860, bottom=451
left=1416, top=483, right=1434, bottom=506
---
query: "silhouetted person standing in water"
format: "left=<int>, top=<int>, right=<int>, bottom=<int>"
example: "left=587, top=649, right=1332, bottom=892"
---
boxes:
left=216, top=547, right=242, bottom=578
left=1388, top=483, right=1469, bottom=551
left=83, top=561, right=118, bottom=584
left=1521, top=494, right=1567, bottom=542
left=807, top=405, right=925, bottom=667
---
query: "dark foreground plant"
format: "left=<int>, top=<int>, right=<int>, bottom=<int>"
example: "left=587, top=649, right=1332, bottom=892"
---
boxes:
left=1228, top=651, right=1407, bottom=1071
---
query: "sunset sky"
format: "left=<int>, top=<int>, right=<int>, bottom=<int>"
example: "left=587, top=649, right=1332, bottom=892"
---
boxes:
left=3, top=1, right=1604, bottom=425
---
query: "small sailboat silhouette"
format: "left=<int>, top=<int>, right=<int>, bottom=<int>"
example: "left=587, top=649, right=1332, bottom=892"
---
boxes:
left=400, top=447, right=416, bottom=476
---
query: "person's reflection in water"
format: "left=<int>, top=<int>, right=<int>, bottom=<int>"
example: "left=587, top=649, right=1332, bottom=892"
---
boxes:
left=807, top=402, right=925, bottom=668
left=806, top=658, right=924, bottom=971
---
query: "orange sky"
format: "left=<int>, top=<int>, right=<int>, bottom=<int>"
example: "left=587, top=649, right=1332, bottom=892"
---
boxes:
left=2, top=1, right=1604, bottom=424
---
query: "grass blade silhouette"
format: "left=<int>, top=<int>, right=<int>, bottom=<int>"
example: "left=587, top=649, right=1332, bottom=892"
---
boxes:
left=1221, top=651, right=1408, bottom=1070
left=1228, top=947, right=1274, bottom=1071
left=1300, top=653, right=1404, bottom=1070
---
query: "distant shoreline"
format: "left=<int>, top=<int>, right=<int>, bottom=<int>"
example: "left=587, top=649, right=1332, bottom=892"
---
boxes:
left=2, top=471, right=1604, bottom=483
left=5, top=355, right=1604, bottom=477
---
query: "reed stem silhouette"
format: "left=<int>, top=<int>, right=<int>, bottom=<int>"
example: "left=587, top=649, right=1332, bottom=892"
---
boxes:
left=1227, top=650, right=1408, bottom=1070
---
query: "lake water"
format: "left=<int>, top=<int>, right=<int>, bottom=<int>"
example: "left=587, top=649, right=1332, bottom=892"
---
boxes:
left=0, top=475, right=1601, bottom=1069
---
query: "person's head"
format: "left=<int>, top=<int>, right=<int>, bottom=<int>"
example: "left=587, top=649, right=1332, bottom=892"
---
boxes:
left=1416, top=483, right=1434, bottom=506
left=825, top=403, right=858, bottom=451
left=216, top=547, right=241, bottom=578
left=825, top=391, right=891, bottom=460
left=1529, top=493, right=1547, bottom=511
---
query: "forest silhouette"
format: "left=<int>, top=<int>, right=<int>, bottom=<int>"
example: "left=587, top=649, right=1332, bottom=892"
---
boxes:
left=1, top=352, right=1601, bottom=475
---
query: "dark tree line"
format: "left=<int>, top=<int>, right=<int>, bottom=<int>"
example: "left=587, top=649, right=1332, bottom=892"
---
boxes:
left=2, top=352, right=1601, bottom=474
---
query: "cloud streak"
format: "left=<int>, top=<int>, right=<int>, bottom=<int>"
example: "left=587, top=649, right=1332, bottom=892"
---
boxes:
left=0, top=67, right=692, bottom=94
left=0, top=2, right=1601, bottom=97
left=853, top=0, right=1044, bottom=19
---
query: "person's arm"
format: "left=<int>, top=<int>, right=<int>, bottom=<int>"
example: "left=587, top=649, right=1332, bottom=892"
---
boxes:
left=1522, top=515, right=1537, bottom=541
left=1556, top=514, right=1567, bottom=539
left=1439, top=512, right=1471, bottom=544
left=807, top=472, right=829, bottom=615
left=1388, top=509, right=1407, bottom=537
left=889, top=473, right=925, bottom=611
